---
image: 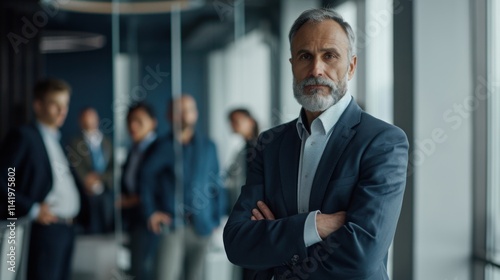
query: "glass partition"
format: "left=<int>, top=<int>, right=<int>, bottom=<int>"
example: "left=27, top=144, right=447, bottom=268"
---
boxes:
left=487, top=0, right=500, bottom=278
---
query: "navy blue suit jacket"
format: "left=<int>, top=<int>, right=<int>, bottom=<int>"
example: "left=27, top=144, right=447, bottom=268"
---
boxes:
left=223, top=100, right=409, bottom=279
left=120, top=137, right=161, bottom=229
left=0, top=124, right=88, bottom=224
left=139, top=133, right=226, bottom=236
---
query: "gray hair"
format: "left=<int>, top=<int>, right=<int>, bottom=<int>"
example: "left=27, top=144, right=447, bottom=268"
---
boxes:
left=288, top=8, right=356, bottom=57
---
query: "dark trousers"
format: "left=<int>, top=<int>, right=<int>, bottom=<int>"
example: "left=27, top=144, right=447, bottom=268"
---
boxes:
left=129, top=224, right=159, bottom=280
left=86, top=190, right=114, bottom=234
left=28, top=222, right=75, bottom=280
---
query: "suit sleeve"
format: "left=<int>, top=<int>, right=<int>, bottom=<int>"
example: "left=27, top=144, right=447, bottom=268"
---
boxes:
left=304, top=127, right=409, bottom=278
left=138, top=149, right=160, bottom=221
left=223, top=134, right=310, bottom=270
left=102, top=137, right=114, bottom=190
left=0, top=129, right=37, bottom=218
left=138, top=141, right=174, bottom=221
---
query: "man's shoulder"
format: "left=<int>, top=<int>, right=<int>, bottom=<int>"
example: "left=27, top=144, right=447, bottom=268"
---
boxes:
left=0, top=124, right=43, bottom=162
left=5, top=124, right=40, bottom=143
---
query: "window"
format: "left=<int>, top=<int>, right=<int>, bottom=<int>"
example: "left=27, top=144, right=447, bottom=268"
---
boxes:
left=486, top=0, right=500, bottom=278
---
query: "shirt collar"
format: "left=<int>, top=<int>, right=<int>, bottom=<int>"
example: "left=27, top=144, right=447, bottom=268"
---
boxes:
left=83, top=129, right=103, bottom=147
left=296, top=93, right=352, bottom=139
left=36, top=121, right=61, bottom=141
left=137, top=131, right=157, bottom=152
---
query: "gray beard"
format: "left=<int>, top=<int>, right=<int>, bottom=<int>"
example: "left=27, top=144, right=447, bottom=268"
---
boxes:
left=293, top=76, right=348, bottom=112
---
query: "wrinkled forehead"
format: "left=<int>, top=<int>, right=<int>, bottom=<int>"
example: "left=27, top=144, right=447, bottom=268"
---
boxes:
left=291, top=20, right=350, bottom=53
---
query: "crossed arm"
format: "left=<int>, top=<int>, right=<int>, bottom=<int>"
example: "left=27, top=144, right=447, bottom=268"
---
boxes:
left=251, top=200, right=346, bottom=239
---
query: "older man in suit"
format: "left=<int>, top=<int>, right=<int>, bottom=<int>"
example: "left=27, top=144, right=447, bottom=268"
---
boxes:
left=69, top=107, right=114, bottom=234
left=0, top=78, right=88, bottom=280
left=223, top=8, right=409, bottom=280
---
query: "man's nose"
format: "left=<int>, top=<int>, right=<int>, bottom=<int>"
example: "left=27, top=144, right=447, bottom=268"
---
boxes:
left=310, top=57, right=325, bottom=77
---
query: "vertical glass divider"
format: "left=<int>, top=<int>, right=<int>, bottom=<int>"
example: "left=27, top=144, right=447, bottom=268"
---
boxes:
left=171, top=4, right=184, bottom=229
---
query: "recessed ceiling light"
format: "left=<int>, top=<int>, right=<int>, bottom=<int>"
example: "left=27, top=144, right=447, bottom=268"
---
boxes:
left=45, top=0, right=204, bottom=15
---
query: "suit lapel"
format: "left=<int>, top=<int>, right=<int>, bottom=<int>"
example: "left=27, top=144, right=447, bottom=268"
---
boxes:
left=31, top=124, right=53, bottom=187
left=80, top=135, right=93, bottom=168
left=309, top=100, right=361, bottom=210
left=279, top=124, right=301, bottom=215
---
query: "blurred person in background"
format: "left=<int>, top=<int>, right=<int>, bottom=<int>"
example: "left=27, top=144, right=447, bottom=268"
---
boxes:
left=118, top=103, right=160, bottom=279
left=225, top=108, right=260, bottom=280
left=69, top=107, right=114, bottom=234
left=0, top=78, right=89, bottom=280
left=225, top=109, right=259, bottom=210
left=140, top=94, right=226, bottom=280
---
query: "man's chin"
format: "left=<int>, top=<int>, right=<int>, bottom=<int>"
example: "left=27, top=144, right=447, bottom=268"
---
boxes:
left=55, top=119, right=66, bottom=128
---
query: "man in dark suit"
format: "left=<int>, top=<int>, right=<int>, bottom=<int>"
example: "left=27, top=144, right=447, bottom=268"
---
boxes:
left=69, top=107, right=114, bottom=234
left=140, top=95, right=226, bottom=280
left=223, top=8, right=409, bottom=280
left=0, top=78, right=88, bottom=280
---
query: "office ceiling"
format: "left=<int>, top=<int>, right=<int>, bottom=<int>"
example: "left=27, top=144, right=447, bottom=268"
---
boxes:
left=22, top=0, right=280, bottom=53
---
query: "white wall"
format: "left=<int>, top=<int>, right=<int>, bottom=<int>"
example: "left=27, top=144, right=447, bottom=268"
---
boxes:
left=208, top=30, right=271, bottom=167
left=414, top=0, right=472, bottom=279
left=364, top=0, right=393, bottom=123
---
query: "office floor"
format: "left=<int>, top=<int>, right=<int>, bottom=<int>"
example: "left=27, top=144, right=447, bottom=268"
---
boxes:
left=71, top=224, right=232, bottom=280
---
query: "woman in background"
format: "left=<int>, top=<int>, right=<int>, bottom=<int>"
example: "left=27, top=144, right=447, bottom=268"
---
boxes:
left=118, top=103, right=159, bottom=280
left=226, top=108, right=259, bottom=280
left=226, top=108, right=260, bottom=208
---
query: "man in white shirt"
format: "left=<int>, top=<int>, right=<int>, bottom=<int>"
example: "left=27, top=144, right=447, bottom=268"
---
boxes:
left=0, top=78, right=88, bottom=280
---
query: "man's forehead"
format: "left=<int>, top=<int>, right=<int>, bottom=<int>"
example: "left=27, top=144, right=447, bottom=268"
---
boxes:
left=291, top=20, right=350, bottom=50
left=44, top=90, right=70, bottom=100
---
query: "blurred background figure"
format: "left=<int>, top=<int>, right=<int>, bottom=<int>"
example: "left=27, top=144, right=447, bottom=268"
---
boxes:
left=0, top=78, right=88, bottom=280
left=225, top=108, right=259, bottom=280
left=118, top=103, right=160, bottom=280
left=225, top=108, right=259, bottom=209
left=140, top=95, right=226, bottom=280
left=70, top=107, right=114, bottom=234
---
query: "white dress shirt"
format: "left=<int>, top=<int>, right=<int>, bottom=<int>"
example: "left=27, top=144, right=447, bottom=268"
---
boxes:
left=34, top=122, right=81, bottom=219
left=83, top=129, right=103, bottom=150
left=296, top=93, right=352, bottom=247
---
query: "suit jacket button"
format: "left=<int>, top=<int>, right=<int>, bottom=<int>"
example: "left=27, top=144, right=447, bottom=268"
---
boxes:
left=291, top=255, right=299, bottom=264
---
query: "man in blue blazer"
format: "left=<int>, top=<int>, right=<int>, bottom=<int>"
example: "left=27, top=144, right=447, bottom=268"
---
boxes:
left=223, top=8, right=409, bottom=280
left=0, top=78, right=88, bottom=280
left=140, top=95, right=226, bottom=280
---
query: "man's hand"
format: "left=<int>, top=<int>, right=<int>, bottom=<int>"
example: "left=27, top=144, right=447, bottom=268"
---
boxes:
left=148, top=211, right=172, bottom=234
left=116, top=194, right=140, bottom=209
left=316, top=211, right=346, bottom=239
left=84, top=172, right=102, bottom=195
left=251, top=201, right=275, bottom=221
left=36, top=203, right=58, bottom=225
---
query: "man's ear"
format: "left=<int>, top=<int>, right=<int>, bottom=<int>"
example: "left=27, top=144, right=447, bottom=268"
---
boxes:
left=33, top=99, right=42, bottom=116
left=153, top=118, right=158, bottom=130
left=348, top=55, right=357, bottom=81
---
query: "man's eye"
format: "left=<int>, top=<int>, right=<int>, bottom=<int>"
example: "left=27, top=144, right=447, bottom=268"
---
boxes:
left=299, top=53, right=311, bottom=60
left=325, top=53, right=337, bottom=59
